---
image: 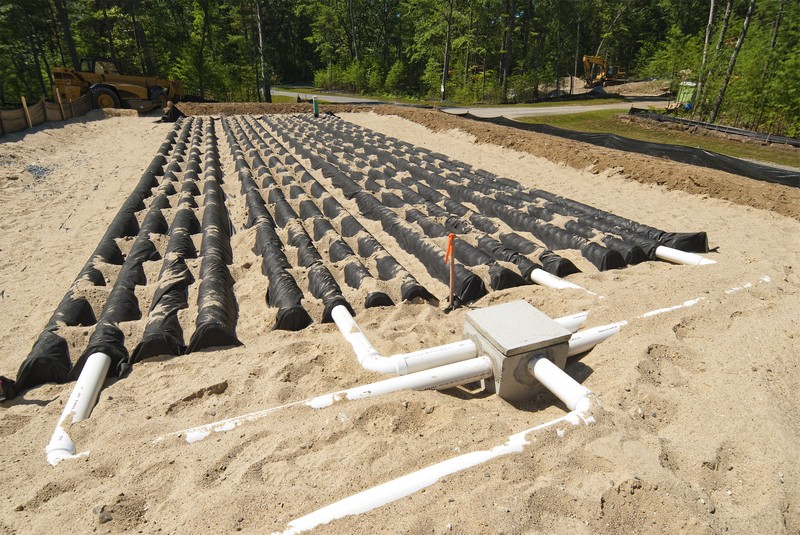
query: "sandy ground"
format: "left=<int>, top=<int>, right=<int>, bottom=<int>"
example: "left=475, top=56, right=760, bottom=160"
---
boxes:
left=0, top=107, right=798, bottom=535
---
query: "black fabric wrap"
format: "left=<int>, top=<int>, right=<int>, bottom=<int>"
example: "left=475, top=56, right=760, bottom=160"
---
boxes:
left=313, top=114, right=709, bottom=259
left=222, top=117, right=312, bottom=331
left=130, top=198, right=200, bottom=364
left=3, top=123, right=185, bottom=398
left=301, top=118, right=579, bottom=276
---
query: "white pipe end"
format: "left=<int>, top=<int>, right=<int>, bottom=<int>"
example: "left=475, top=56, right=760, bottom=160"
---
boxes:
left=529, top=269, right=585, bottom=290
left=45, top=426, right=88, bottom=466
left=554, top=311, right=589, bottom=333
left=655, top=246, right=716, bottom=266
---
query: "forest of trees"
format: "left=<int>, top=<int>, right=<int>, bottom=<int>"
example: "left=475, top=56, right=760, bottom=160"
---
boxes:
left=0, top=0, right=798, bottom=135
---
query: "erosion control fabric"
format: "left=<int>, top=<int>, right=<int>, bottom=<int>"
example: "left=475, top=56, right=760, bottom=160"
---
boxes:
left=450, top=112, right=799, bottom=188
left=1, top=113, right=710, bottom=400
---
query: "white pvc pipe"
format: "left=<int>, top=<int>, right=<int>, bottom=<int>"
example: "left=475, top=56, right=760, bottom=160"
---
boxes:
left=529, top=268, right=587, bottom=290
left=528, top=357, right=592, bottom=413
left=398, top=340, right=479, bottom=374
left=45, top=352, right=111, bottom=466
left=307, top=357, right=494, bottom=408
left=554, top=311, right=589, bottom=334
left=275, top=398, right=597, bottom=535
left=331, top=304, right=398, bottom=374
left=567, top=321, right=626, bottom=356
left=332, top=305, right=590, bottom=376
left=656, top=246, right=716, bottom=266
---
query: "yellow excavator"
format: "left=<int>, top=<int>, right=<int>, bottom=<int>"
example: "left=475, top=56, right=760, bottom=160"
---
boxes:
left=582, top=55, right=628, bottom=88
left=52, top=57, right=184, bottom=112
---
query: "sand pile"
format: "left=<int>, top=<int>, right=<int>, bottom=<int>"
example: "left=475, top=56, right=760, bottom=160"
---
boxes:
left=0, top=109, right=797, bottom=534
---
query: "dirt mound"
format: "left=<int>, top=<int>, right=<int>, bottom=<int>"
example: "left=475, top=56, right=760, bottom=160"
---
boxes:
left=603, top=79, right=671, bottom=96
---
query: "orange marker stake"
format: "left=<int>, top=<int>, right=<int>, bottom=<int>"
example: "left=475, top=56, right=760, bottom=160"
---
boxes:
left=445, top=233, right=455, bottom=308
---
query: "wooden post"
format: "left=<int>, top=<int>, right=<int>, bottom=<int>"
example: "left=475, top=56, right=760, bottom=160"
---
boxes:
left=0, top=110, right=5, bottom=136
left=21, top=96, right=33, bottom=129
left=55, top=91, right=66, bottom=121
left=445, top=233, right=455, bottom=309
left=70, top=99, right=75, bottom=118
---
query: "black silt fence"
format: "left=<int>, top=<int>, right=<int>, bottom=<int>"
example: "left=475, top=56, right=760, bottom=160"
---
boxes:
left=448, top=112, right=800, bottom=188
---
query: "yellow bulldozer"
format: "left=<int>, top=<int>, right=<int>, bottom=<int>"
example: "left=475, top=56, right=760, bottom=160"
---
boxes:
left=52, top=57, right=184, bottom=112
left=582, top=55, right=628, bottom=88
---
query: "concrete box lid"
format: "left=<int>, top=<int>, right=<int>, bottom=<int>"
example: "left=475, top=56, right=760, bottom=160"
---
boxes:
left=464, top=300, right=571, bottom=357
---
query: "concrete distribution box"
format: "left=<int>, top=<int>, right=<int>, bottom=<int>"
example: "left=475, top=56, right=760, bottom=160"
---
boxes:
left=463, top=300, right=572, bottom=401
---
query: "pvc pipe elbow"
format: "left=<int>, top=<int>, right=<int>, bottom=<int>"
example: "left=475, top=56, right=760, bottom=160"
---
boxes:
left=572, top=395, right=593, bottom=416
left=45, top=426, right=77, bottom=466
left=44, top=352, right=110, bottom=466
left=360, top=353, right=403, bottom=375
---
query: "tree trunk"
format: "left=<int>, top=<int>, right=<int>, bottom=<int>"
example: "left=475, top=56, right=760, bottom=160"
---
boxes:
left=130, top=1, right=155, bottom=76
left=754, top=0, right=786, bottom=130
left=27, top=22, right=55, bottom=89
left=46, top=1, right=68, bottom=68
left=693, top=0, right=716, bottom=115
left=29, top=33, right=49, bottom=99
left=440, top=0, right=454, bottom=101
left=52, top=0, right=80, bottom=70
left=11, top=54, right=34, bottom=97
left=521, top=0, right=532, bottom=71
left=238, top=1, right=257, bottom=101
left=348, top=0, right=359, bottom=61
left=131, top=8, right=146, bottom=74
left=482, top=50, right=487, bottom=100
left=714, top=0, right=733, bottom=52
left=102, top=1, right=119, bottom=67
left=709, top=0, right=755, bottom=123
left=501, top=0, right=517, bottom=103
left=464, top=5, right=472, bottom=84
left=555, top=24, right=560, bottom=96
left=764, top=0, right=785, bottom=74
left=197, top=1, right=210, bottom=99
left=255, top=0, right=272, bottom=102
left=572, top=18, right=580, bottom=95
left=596, top=1, right=629, bottom=57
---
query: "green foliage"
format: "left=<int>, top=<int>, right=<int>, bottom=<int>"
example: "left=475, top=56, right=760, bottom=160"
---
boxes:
left=0, top=0, right=796, bottom=136
left=384, top=60, right=407, bottom=93
left=638, top=25, right=702, bottom=84
left=506, top=72, right=539, bottom=103
left=421, top=57, right=442, bottom=99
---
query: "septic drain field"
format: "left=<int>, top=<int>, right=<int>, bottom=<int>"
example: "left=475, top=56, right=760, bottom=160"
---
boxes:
left=0, top=110, right=798, bottom=534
